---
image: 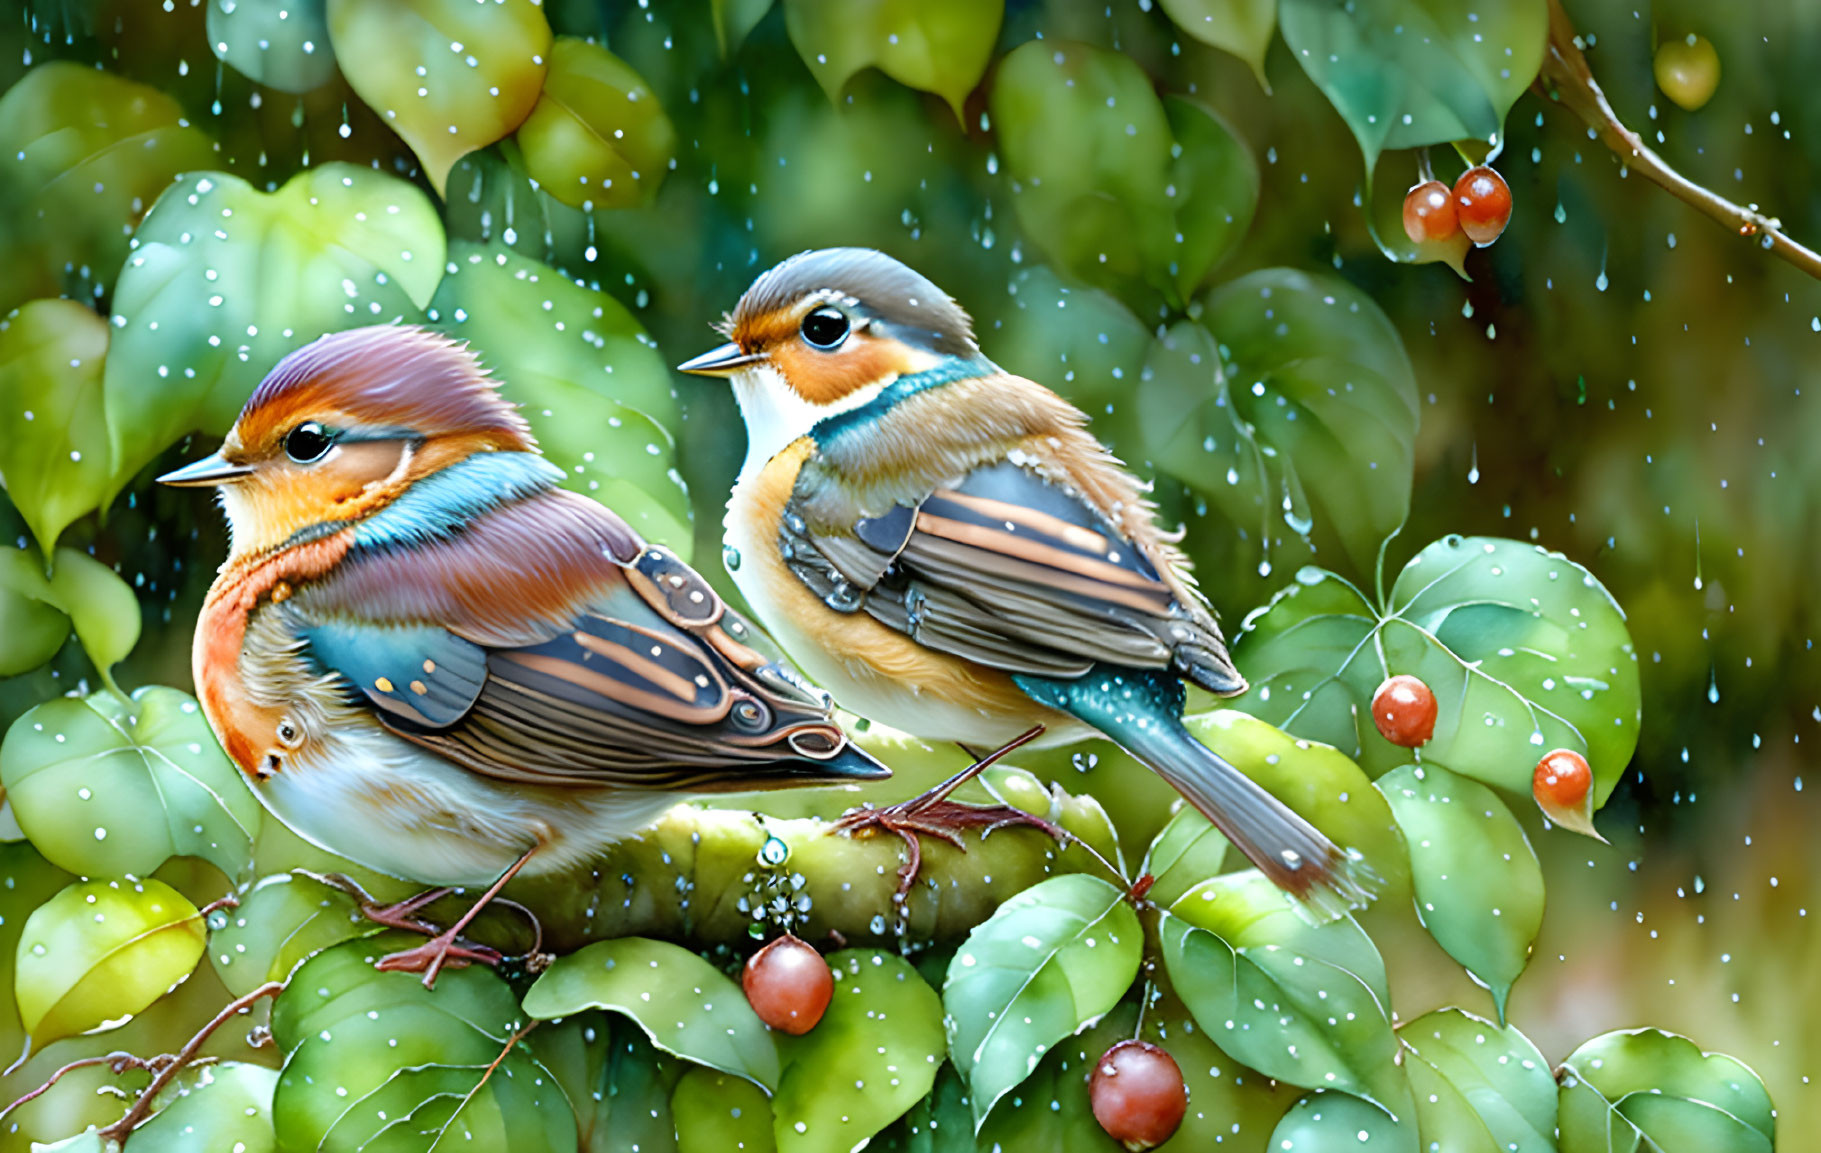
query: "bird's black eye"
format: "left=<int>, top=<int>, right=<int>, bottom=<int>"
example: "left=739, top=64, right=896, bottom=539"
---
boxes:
left=800, top=306, right=850, bottom=350
left=283, top=422, right=333, bottom=464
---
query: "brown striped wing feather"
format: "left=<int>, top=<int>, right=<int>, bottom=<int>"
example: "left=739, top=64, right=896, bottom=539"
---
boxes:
left=782, top=457, right=1244, bottom=693
left=294, top=493, right=872, bottom=791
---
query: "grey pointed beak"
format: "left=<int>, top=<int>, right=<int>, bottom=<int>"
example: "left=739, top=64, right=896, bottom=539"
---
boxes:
left=157, top=452, right=254, bottom=487
left=677, top=342, right=765, bottom=377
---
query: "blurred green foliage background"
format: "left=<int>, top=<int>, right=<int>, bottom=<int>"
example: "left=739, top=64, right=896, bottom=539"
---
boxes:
left=0, top=0, right=1817, bottom=1147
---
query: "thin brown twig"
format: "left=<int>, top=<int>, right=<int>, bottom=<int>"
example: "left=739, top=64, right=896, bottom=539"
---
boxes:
left=97, top=981, right=284, bottom=1146
left=0, top=1053, right=142, bottom=1125
left=1537, top=0, right=1821, bottom=279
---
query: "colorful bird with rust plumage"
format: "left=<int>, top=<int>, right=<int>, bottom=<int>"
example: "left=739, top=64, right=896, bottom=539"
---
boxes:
left=161, top=325, right=887, bottom=982
left=683, top=248, right=1371, bottom=916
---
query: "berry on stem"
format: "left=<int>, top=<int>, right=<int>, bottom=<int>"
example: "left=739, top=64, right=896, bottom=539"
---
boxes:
left=1533, top=748, right=1606, bottom=842
left=1452, top=166, right=1512, bottom=246
left=1402, top=180, right=1459, bottom=244
left=742, top=933, right=833, bottom=1035
left=1090, top=1040, right=1188, bottom=1151
left=1371, top=674, right=1438, bottom=748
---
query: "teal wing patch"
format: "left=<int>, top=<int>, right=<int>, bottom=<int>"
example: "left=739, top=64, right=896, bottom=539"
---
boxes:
left=303, top=622, right=488, bottom=728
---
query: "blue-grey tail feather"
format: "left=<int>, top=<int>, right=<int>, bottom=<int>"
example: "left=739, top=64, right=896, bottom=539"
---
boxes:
left=1017, top=669, right=1372, bottom=917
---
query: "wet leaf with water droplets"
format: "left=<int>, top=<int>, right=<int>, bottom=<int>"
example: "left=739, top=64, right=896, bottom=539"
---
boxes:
left=773, top=949, right=943, bottom=1153
left=269, top=934, right=523, bottom=1053
left=131, top=1061, right=279, bottom=1153
left=1399, top=1008, right=1556, bottom=1153
left=0, top=302, right=113, bottom=555
left=1159, top=871, right=1404, bottom=1110
left=14, top=878, right=205, bottom=1048
left=0, top=546, right=71, bottom=677
left=1269, top=1088, right=1419, bottom=1152
left=207, top=872, right=374, bottom=998
left=272, top=1000, right=575, bottom=1152
left=327, top=0, right=551, bottom=195
left=1147, top=269, right=1418, bottom=573
left=2, top=686, right=258, bottom=879
left=515, top=38, right=675, bottom=212
left=783, top=0, right=1002, bottom=120
left=1376, top=764, right=1543, bottom=1021
left=103, top=165, right=444, bottom=494
left=973, top=1004, right=1135, bottom=1151
left=1556, top=1029, right=1774, bottom=1153
left=1157, top=0, right=1277, bottom=88
left=537, top=1012, right=682, bottom=1153
left=430, top=239, right=692, bottom=555
left=41, top=548, right=142, bottom=681
left=523, top=935, right=781, bottom=1091
left=942, top=873, right=1142, bottom=1129
left=1140, top=990, right=1301, bottom=1147
left=1140, top=802, right=1231, bottom=911
left=1280, top=0, right=1547, bottom=176
left=675, top=1066, right=775, bottom=1153
left=207, top=0, right=337, bottom=94
left=1236, top=535, right=1641, bottom=799
left=0, top=842, right=75, bottom=1049
left=0, top=63, right=215, bottom=314
left=991, top=43, right=1257, bottom=310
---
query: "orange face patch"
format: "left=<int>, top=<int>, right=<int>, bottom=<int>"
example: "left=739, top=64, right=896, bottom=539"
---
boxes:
left=767, top=331, right=924, bottom=406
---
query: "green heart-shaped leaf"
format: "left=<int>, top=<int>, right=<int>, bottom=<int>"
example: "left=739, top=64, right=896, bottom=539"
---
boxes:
left=1399, top=1008, right=1556, bottom=1153
left=208, top=872, right=373, bottom=997
left=269, top=934, right=523, bottom=1053
left=0, top=548, right=70, bottom=677
left=1160, top=871, right=1402, bottom=1110
left=942, top=873, right=1142, bottom=1129
left=774, top=949, right=944, bottom=1152
left=1151, top=269, right=1417, bottom=572
left=991, top=43, right=1258, bottom=310
left=523, top=936, right=780, bottom=1091
left=104, top=164, right=444, bottom=493
left=537, top=1012, right=682, bottom=1153
left=783, top=0, right=1002, bottom=119
left=132, top=1062, right=279, bottom=1153
left=272, top=1002, right=575, bottom=1152
left=1271, top=1088, right=1418, bottom=1152
left=1235, top=535, right=1641, bottom=801
left=515, top=37, right=676, bottom=211
left=2, top=686, right=258, bottom=879
left=207, top=0, right=337, bottom=93
left=0, top=301, right=113, bottom=554
left=14, top=877, right=205, bottom=1048
left=675, top=1066, right=774, bottom=1153
left=327, top=0, right=551, bottom=194
left=1557, top=1028, right=1774, bottom=1153
left=429, top=240, right=692, bottom=555
left=1141, top=990, right=1301, bottom=1147
left=1280, top=0, right=1547, bottom=175
left=1377, top=765, right=1543, bottom=1020
left=1157, top=0, right=1277, bottom=88
left=0, top=63, right=215, bottom=314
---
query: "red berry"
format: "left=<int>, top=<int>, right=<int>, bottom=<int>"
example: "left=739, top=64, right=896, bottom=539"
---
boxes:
left=1534, top=749, right=1593, bottom=810
left=742, top=934, right=833, bottom=1035
left=1371, top=674, right=1437, bottom=748
left=1452, top=166, right=1512, bottom=246
left=1090, top=1040, right=1188, bottom=1151
left=1401, top=180, right=1459, bottom=244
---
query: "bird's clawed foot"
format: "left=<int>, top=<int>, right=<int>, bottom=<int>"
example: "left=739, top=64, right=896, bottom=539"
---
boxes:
left=831, top=726, right=1066, bottom=901
left=375, top=929, right=506, bottom=989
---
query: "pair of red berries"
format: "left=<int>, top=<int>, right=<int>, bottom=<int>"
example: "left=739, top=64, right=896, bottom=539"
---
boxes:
left=745, top=937, right=1190, bottom=1149
left=1402, top=165, right=1512, bottom=247
left=1370, top=674, right=1594, bottom=812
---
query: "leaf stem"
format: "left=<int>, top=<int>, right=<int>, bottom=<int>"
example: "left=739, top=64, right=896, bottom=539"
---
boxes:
left=1538, top=0, right=1821, bottom=279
